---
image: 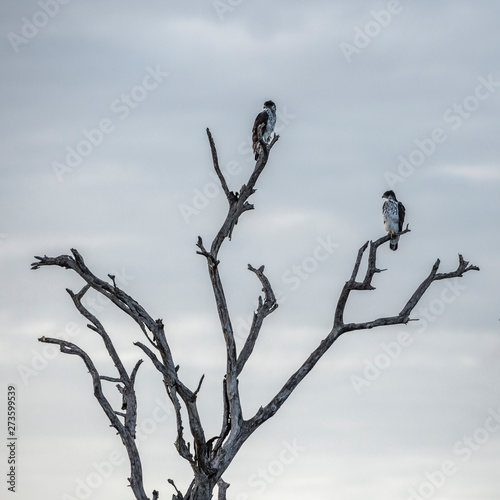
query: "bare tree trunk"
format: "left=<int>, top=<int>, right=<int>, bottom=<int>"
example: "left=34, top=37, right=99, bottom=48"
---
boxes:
left=189, top=478, right=216, bottom=500
left=31, top=124, right=478, bottom=500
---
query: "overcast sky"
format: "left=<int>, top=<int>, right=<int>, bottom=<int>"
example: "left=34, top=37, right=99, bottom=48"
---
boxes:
left=1, top=1, right=499, bottom=499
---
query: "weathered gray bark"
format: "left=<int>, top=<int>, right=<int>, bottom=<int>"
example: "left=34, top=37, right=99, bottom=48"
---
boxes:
left=32, top=125, right=479, bottom=500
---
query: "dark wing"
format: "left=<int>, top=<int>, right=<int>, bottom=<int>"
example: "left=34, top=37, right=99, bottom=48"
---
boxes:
left=252, top=110, right=269, bottom=155
left=398, top=202, right=406, bottom=232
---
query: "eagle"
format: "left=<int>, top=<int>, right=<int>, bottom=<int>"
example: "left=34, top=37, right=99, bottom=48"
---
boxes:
left=382, top=190, right=406, bottom=251
left=252, top=100, right=277, bottom=160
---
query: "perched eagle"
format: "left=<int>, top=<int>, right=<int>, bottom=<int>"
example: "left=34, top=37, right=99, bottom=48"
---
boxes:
left=382, top=190, right=406, bottom=251
left=252, top=100, right=277, bottom=160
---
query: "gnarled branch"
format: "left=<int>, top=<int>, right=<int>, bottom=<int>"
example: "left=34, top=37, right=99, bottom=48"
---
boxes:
left=33, top=251, right=213, bottom=493
left=38, top=336, right=149, bottom=500
left=198, top=130, right=280, bottom=447
left=236, top=264, right=278, bottom=376
left=242, top=237, right=478, bottom=438
left=335, top=226, right=411, bottom=327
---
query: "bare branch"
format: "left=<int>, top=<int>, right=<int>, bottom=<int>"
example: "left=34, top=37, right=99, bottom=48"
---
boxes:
left=247, top=264, right=277, bottom=312
left=347, top=240, right=370, bottom=283
left=131, top=359, right=143, bottom=385
left=198, top=128, right=281, bottom=453
left=194, top=374, right=205, bottom=397
left=236, top=265, right=278, bottom=376
left=211, top=377, right=231, bottom=458
left=32, top=249, right=155, bottom=342
left=168, top=479, right=182, bottom=499
left=64, top=285, right=146, bottom=439
left=206, top=128, right=234, bottom=202
left=205, top=128, right=279, bottom=257
left=217, top=479, right=230, bottom=500
left=38, top=336, right=149, bottom=500
left=66, top=285, right=131, bottom=383
left=100, top=375, right=122, bottom=383
left=242, top=238, right=478, bottom=442
left=191, top=126, right=287, bottom=483
left=134, top=341, right=197, bottom=467
left=34, top=247, right=214, bottom=485
left=341, top=253, right=479, bottom=334
left=196, top=236, right=217, bottom=265
left=398, top=254, right=479, bottom=320
left=334, top=227, right=411, bottom=328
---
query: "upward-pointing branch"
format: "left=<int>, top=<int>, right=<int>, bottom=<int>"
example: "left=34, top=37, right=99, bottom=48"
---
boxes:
left=204, top=127, right=279, bottom=255
left=334, top=226, right=410, bottom=327
left=206, top=128, right=233, bottom=202
left=199, top=128, right=279, bottom=453
left=236, top=265, right=278, bottom=376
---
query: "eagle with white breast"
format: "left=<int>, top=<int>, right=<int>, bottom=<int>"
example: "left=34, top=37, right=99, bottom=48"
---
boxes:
left=252, top=100, right=277, bottom=160
left=382, top=190, right=406, bottom=251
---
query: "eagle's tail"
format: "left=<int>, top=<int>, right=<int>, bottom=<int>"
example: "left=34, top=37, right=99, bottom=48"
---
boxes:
left=390, top=235, right=399, bottom=251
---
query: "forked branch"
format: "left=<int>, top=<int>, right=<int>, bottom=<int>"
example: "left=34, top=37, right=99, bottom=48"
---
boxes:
left=38, top=335, right=149, bottom=500
left=243, top=235, right=478, bottom=435
left=33, top=250, right=213, bottom=495
left=198, top=129, right=280, bottom=450
left=335, top=226, right=411, bottom=327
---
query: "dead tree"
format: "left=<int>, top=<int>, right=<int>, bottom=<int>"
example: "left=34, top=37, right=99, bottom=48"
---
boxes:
left=32, top=125, right=479, bottom=500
